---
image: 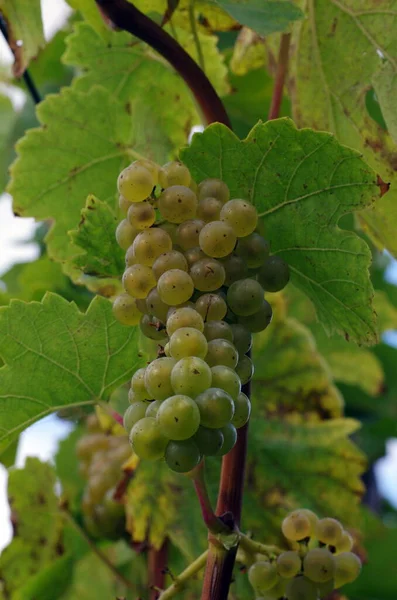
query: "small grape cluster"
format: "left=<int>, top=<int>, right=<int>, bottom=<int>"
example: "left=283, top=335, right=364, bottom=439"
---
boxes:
left=248, top=509, right=362, bottom=600
left=112, top=158, right=290, bottom=473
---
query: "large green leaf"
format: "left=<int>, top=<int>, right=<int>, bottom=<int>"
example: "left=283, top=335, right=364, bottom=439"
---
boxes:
left=215, top=0, right=303, bottom=36
left=0, top=293, right=142, bottom=452
left=181, top=119, right=378, bottom=343
left=0, top=94, right=17, bottom=191
left=65, top=0, right=111, bottom=39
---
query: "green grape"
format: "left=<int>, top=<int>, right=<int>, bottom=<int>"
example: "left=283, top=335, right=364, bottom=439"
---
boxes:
left=227, top=279, right=264, bottom=316
left=134, top=158, right=159, bottom=184
left=136, top=297, right=150, bottom=315
left=282, top=510, right=312, bottom=541
left=205, top=339, right=239, bottom=368
left=166, top=306, right=204, bottom=336
left=263, top=577, right=287, bottom=599
left=152, top=250, right=188, bottom=280
left=117, top=162, right=154, bottom=203
left=184, top=246, right=206, bottom=267
left=171, top=357, right=212, bottom=397
left=221, top=254, right=248, bottom=286
left=125, top=244, right=136, bottom=267
left=248, top=561, right=278, bottom=593
left=235, top=355, right=254, bottom=384
left=220, top=199, right=258, bottom=237
left=276, top=551, right=302, bottom=579
left=298, top=509, right=318, bottom=533
left=199, top=221, right=237, bottom=258
left=195, top=293, right=227, bottom=321
left=333, top=552, right=361, bottom=587
left=285, top=576, right=318, bottom=600
left=115, top=219, right=138, bottom=250
left=190, top=258, right=226, bottom=292
left=158, top=185, right=197, bottom=223
left=167, top=302, right=195, bottom=320
left=145, top=400, right=162, bottom=418
left=257, top=256, right=290, bottom=292
left=158, top=221, right=179, bottom=245
left=315, top=518, right=344, bottom=546
left=128, top=389, right=138, bottom=404
left=157, top=269, right=194, bottom=305
left=334, top=531, right=353, bottom=554
left=157, top=394, right=200, bottom=440
left=216, top=423, right=237, bottom=455
left=129, top=417, right=169, bottom=460
left=231, top=391, right=251, bottom=428
left=131, top=367, right=153, bottom=401
left=303, top=548, right=335, bottom=583
left=127, top=201, right=156, bottom=230
left=235, top=233, right=270, bottom=268
left=193, top=426, right=224, bottom=456
left=176, top=219, right=205, bottom=250
left=197, top=178, right=230, bottom=204
left=112, top=293, right=142, bottom=326
left=159, top=161, right=191, bottom=187
left=211, top=365, right=241, bottom=400
left=146, top=287, right=169, bottom=323
left=165, top=439, right=201, bottom=473
left=195, top=387, right=234, bottom=428
left=132, top=227, right=173, bottom=266
left=197, top=196, right=223, bottom=222
left=230, top=323, right=252, bottom=355
left=316, top=579, right=335, bottom=598
left=123, top=401, right=149, bottom=433
left=169, top=327, right=208, bottom=359
left=189, top=179, right=198, bottom=193
left=145, top=357, right=176, bottom=400
left=122, top=264, right=156, bottom=299
left=238, top=300, right=272, bottom=333
left=118, top=194, right=132, bottom=214
left=204, top=320, right=233, bottom=342
left=140, top=314, right=167, bottom=340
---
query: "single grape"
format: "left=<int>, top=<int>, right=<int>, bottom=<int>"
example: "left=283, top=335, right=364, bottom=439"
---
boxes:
left=238, top=300, right=272, bottom=333
left=199, top=221, right=237, bottom=258
left=195, top=293, right=227, bottom=321
left=157, top=394, right=200, bottom=440
left=282, top=510, right=312, bottom=541
left=158, top=185, right=197, bottom=223
left=211, top=365, right=241, bottom=400
left=333, top=552, right=361, bottom=587
left=204, top=320, right=233, bottom=342
left=298, top=509, right=319, bottom=533
left=176, top=219, right=205, bottom=250
left=157, top=269, right=194, bottom=305
left=197, top=178, right=230, bottom=204
left=257, top=256, right=290, bottom=292
left=159, top=161, right=191, bottom=187
left=315, top=518, right=344, bottom=546
left=134, top=158, right=159, bottom=184
left=285, top=576, right=318, bottom=600
left=235, top=233, right=270, bottom=268
left=221, top=254, right=248, bottom=286
left=123, top=401, right=149, bottom=433
left=184, top=246, right=206, bottom=267
left=145, top=400, right=162, bottom=418
left=190, top=258, right=226, bottom=292
left=171, top=357, right=212, bottom=397
left=230, top=323, right=252, bottom=355
left=276, top=551, right=302, bottom=579
left=131, top=367, right=153, bottom=401
left=165, top=439, right=201, bottom=473
left=166, top=306, right=204, bottom=336
left=193, top=426, right=224, bottom=456
left=124, top=244, right=136, bottom=267
left=118, top=194, right=132, bottom=214
left=216, top=423, right=237, bottom=455
left=140, top=314, right=166, bottom=340
left=132, top=228, right=173, bottom=266
left=146, top=287, right=169, bottom=323
left=116, top=219, right=138, bottom=250
left=152, top=250, right=188, bottom=280
left=334, top=531, right=353, bottom=554
left=227, top=279, right=264, bottom=316
left=264, top=577, right=287, bottom=599
left=235, top=355, right=254, bottom=384
left=231, top=392, right=251, bottom=428
left=316, top=579, right=335, bottom=598
left=122, top=264, right=156, bottom=299
left=303, top=548, right=335, bottom=583
left=117, top=162, right=154, bottom=203
left=205, top=339, right=239, bottom=368
left=158, top=221, right=179, bottom=245
left=248, top=561, right=278, bottom=593
left=169, top=327, right=208, bottom=359
left=197, top=196, right=223, bottom=222
left=128, top=389, right=138, bottom=404
left=136, top=297, right=149, bottom=314
left=220, top=199, right=258, bottom=237
left=127, top=201, right=156, bottom=230
left=112, top=293, right=142, bottom=326
left=195, top=387, right=234, bottom=428
left=145, top=357, right=176, bottom=400
left=129, top=417, right=168, bottom=460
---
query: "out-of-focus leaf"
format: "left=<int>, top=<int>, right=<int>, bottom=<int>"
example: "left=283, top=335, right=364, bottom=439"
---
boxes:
left=13, top=553, right=75, bottom=600
left=214, top=0, right=303, bottom=36
left=65, top=0, right=111, bottom=39
left=0, top=95, right=17, bottom=191
left=230, top=27, right=267, bottom=75
left=55, top=427, right=86, bottom=507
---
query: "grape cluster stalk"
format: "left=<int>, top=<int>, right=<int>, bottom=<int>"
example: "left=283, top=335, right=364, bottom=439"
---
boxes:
left=112, top=158, right=290, bottom=473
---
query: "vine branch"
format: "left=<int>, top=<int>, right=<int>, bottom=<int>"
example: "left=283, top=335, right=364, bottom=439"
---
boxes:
left=189, top=461, right=230, bottom=535
left=268, top=33, right=291, bottom=121
left=158, top=550, right=209, bottom=600
left=148, top=540, right=169, bottom=600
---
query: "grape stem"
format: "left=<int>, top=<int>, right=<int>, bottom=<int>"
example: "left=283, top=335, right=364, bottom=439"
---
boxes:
left=268, top=33, right=291, bottom=120
left=148, top=540, right=169, bottom=600
left=189, top=461, right=230, bottom=535
left=157, top=550, right=209, bottom=600
left=238, top=533, right=282, bottom=558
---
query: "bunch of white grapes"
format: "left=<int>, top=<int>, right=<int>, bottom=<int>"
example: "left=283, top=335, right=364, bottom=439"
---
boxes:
left=248, top=509, right=362, bottom=599
left=112, top=158, right=290, bottom=473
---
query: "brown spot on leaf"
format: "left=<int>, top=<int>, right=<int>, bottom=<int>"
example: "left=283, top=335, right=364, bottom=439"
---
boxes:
left=376, top=174, right=390, bottom=197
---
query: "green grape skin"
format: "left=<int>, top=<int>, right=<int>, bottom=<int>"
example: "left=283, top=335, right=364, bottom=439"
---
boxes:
left=117, top=162, right=154, bottom=203
left=315, top=518, right=344, bottom=546
left=199, top=221, right=237, bottom=258
left=235, top=355, right=254, bottom=384
left=263, top=577, right=287, bottom=599
left=122, top=264, right=156, bottom=299
left=128, top=388, right=138, bottom=404
left=115, top=219, right=138, bottom=250
left=176, top=219, right=205, bottom=250
left=157, top=269, right=194, bottom=305
left=171, top=357, right=212, bottom=397
left=158, top=221, right=179, bottom=245
left=204, top=320, right=233, bottom=342
left=298, top=509, right=318, bottom=532
left=193, top=426, right=224, bottom=456
left=197, top=196, right=223, bottom=222
left=131, top=367, right=152, bottom=401
left=231, top=392, right=251, bottom=428
left=123, top=401, right=149, bottom=433
left=230, top=323, right=252, bottom=355
left=238, top=300, right=272, bottom=333
left=333, top=552, right=361, bottom=587
left=146, top=287, right=170, bottom=323
left=282, top=510, right=312, bottom=541
left=157, top=394, right=200, bottom=440
left=221, top=254, right=248, bottom=286
left=158, top=185, right=197, bottom=223
left=144, top=357, right=176, bottom=401
left=145, top=399, right=162, bottom=418
left=127, top=200, right=156, bottom=230
left=257, top=256, right=290, bottom=292
left=303, top=548, right=335, bottom=583
left=134, top=158, right=159, bottom=184
left=248, top=561, right=278, bottom=593
left=152, top=250, right=188, bottom=280
left=195, top=293, right=227, bottom=321
left=195, top=387, right=234, bottom=428
left=205, top=339, right=239, bottom=368
left=169, top=327, right=208, bottom=359
left=227, top=278, right=264, bottom=316
left=129, top=417, right=169, bottom=459
left=235, top=233, right=270, bottom=269
left=166, top=306, right=204, bottom=336
left=112, top=293, right=142, bottom=326
left=285, top=576, right=318, bottom=600
left=159, top=161, right=191, bottom=188
left=136, top=298, right=149, bottom=314
left=184, top=246, right=206, bottom=267
left=197, top=178, right=230, bottom=204
left=216, top=423, right=237, bottom=455
left=118, top=194, right=132, bottom=214
left=140, top=314, right=167, bottom=340
left=132, top=228, right=173, bottom=266
left=190, top=258, right=226, bottom=292
left=334, top=531, right=353, bottom=554
left=276, top=551, right=302, bottom=579
left=124, top=243, right=136, bottom=267
left=220, top=199, right=258, bottom=237
left=165, top=439, right=201, bottom=473
left=316, top=579, right=334, bottom=598
left=211, top=365, right=241, bottom=400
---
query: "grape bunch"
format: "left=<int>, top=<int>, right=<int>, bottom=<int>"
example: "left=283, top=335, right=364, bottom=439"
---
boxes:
left=112, top=158, right=290, bottom=473
left=248, top=509, right=361, bottom=599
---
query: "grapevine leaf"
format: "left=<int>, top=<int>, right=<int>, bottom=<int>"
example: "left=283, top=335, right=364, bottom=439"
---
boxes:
left=214, top=0, right=303, bottom=36
left=230, top=27, right=268, bottom=75
left=133, top=0, right=237, bottom=31
left=65, top=0, right=111, bottom=39
left=55, top=426, right=86, bottom=508
left=0, top=94, right=17, bottom=191
left=12, top=554, right=75, bottom=600
left=181, top=119, right=378, bottom=343
left=0, top=293, right=143, bottom=452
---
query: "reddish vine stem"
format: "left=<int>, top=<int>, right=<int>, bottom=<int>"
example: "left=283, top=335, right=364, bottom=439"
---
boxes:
left=148, top=540, right=169, bottom=600
left=190, top=461, right=230, bottom=535
left=268, top=33, right=291, bottom=121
